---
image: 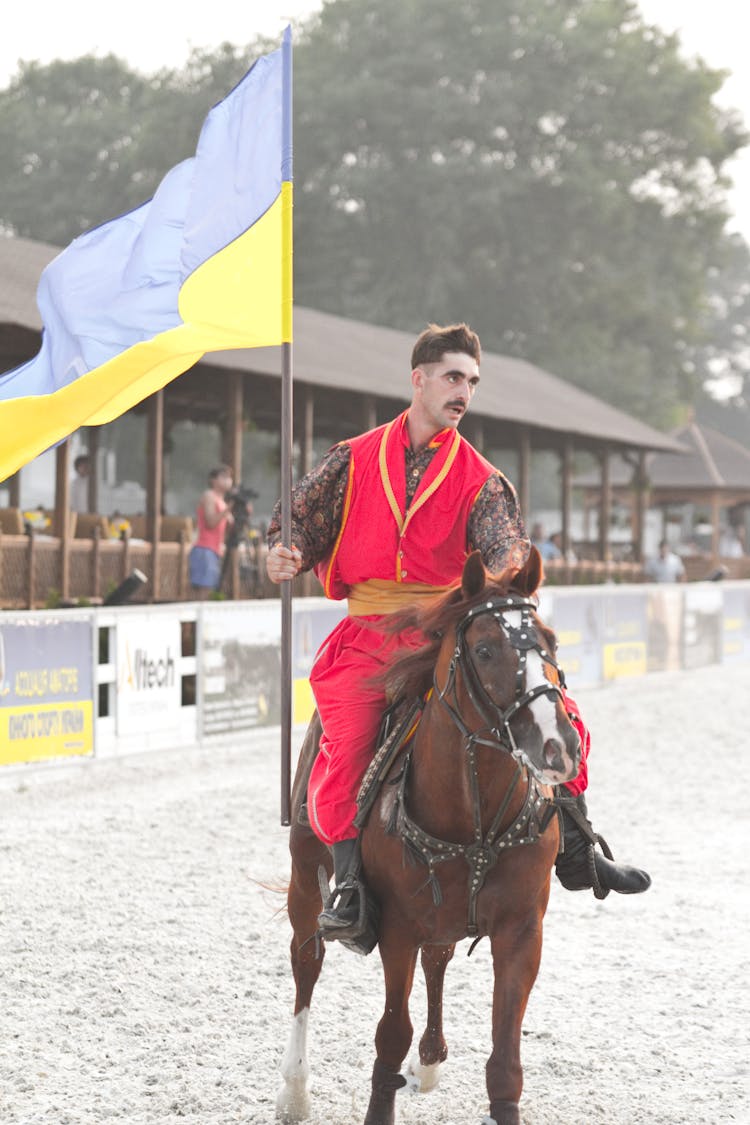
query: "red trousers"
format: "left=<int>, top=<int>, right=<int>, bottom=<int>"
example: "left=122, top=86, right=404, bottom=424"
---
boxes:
left=307, top=615, right=589, bottom=845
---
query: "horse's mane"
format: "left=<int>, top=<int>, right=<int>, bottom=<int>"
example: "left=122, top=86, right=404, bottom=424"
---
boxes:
left=382, top=565, right=523, bottom=701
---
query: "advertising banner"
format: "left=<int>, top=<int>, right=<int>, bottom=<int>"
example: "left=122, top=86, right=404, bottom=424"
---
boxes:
left=646, top=587, right=684, bottom=672
left=601, top=592, right=648, bottom=681
left=0, top=616, right=93, bottom=765
left=683, top=585, right=723, bottom=669
left=545, top=592, right=603, bottom=689
left=200, top=603, right=281, bottom=736
left=721, top=586, right=750, bottom=663
left=115, top=613, right=182, bottom=735
left=291, top=600, right=347, bottom=724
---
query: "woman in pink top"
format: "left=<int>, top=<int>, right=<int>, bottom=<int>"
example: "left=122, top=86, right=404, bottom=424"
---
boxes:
left=189, top=464, right=234, bottom=597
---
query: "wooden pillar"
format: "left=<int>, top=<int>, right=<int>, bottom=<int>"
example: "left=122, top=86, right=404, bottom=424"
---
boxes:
left=710, top=492, right=721, bottom=560
left=598, top=446, right=611, bottom=562
left=88, top=426, right=100, bottom=514
left=7, top=472, right=21, bottom=508
left=301, top=385, right=315, bottom=475
left=147, top=391, right=164, bottom=601
left=55, top=440, right=72, bottom=599
left=561, top=439, right=573, bottom=557
left=472, top=417, right=485, bottom=455
left=223, top=371, right=244, bottom=482
left=362, top=395, right=378, bottom=433
left=633, top=451, right=648, bottom=564
left=518, top=428, right=531, bottom=521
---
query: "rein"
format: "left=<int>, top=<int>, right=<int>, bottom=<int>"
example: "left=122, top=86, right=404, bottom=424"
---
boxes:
left=391, top=594, right=562, bottom=938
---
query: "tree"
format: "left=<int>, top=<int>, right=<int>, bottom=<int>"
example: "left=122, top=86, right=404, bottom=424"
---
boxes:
left=291, top=0, right=749, bottom=424
left=0, top=46, right=256, bottom=245
left=1, top=5, right=748, bottom=428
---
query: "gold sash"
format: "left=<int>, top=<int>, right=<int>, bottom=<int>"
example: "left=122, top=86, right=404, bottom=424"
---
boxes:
left=347, top=578, right=454, bottom=617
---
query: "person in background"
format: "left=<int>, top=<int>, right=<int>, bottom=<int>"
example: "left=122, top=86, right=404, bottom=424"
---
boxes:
left=70, top=454, right=91, bottom=513
left=550, top=530, right=577, bottom=563
left=645, top=539, right=686, bottom=583
left=719, top=527, right=744, bottom=558
left=531, top=521, right=562, bottom=561
left=189, top=465, right=234, bottom=598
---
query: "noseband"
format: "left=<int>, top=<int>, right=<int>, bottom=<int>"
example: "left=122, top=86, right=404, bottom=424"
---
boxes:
left=388, top=592, right=565, bottom=939
left=435, top=593, right=567, bottom=777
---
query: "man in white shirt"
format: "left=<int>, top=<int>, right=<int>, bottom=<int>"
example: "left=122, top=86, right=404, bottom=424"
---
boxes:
left=645, top=539, right=686, bottom=583
left=70, top=454, right=91, bottom=513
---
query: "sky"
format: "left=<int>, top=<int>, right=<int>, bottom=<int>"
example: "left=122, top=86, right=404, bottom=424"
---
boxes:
left=1, top=0, right=749, bottom=237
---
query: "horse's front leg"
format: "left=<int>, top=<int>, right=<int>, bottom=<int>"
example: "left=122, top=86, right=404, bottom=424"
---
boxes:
left=484, top=919, right=544, bottom=1125
left=407, top=942, right=455, bottom=1093
left=276, top=826, right=331, bottom=1123
left=363, top=927, right=419, bottom=1125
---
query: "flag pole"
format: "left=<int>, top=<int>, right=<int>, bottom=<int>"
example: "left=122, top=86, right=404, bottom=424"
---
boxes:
left=280, top=26, right=294, bottom=827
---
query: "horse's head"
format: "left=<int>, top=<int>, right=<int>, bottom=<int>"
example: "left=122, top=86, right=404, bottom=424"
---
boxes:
left=439, top=547, right=581, bottom=785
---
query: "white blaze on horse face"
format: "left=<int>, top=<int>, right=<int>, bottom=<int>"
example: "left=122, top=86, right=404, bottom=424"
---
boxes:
left=504, top=611, right=560, bottom=744
left=276, top=1008, right=311, bottom=1121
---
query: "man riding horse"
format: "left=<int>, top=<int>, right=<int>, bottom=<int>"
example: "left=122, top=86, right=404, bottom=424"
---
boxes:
left=267, top=322, right=650, bottom=951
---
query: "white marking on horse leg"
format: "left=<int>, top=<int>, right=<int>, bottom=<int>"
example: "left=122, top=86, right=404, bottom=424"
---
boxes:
left=480, top=1117, right=499, bottom=1125
left=405, top=1056, right=442, bottom=1093
left=276, top=1008, right=311, bottom=1122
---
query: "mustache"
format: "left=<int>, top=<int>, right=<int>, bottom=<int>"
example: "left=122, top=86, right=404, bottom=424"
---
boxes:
left=446, top=400, right=466, bottom=411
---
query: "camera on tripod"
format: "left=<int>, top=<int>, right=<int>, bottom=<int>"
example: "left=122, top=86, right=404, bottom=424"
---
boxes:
left=225, top=485, right=259, bottom=547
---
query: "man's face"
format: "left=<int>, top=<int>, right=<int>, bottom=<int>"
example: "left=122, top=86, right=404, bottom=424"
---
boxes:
left=411, top=351, right=480, bottom=432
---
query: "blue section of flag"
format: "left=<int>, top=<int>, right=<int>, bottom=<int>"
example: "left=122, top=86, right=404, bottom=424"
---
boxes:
left=0, top=42, right=284, bottom=404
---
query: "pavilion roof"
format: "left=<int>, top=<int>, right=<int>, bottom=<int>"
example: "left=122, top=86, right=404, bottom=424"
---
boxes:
left=1, top=234, right=684, bottom=455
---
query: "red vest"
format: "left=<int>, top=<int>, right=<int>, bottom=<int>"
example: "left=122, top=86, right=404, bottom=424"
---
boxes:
left=315, top=412, right=496, bottom=600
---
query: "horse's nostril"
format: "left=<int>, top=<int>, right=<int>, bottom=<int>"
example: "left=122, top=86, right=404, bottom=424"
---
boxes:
left=543, top=739, right=565, bottom=773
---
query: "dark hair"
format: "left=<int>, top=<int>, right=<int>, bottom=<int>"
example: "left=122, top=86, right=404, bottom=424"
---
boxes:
left=411, top=322, right=481, bottom=369
left=74, top=454, right=90, bottom=471
left=208, top=464, right=232, bottom=483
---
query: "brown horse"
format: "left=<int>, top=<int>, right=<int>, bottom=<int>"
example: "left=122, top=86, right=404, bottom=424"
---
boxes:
left=277, top=547, right=582, bottom=1125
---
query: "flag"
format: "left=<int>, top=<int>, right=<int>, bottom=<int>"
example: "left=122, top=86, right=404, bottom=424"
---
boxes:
left=0, top=28, right=293, bottom=482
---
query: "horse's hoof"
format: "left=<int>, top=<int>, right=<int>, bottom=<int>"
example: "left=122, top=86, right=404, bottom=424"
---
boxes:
left=405, top=1057, right=442, bottom=1093
left=275, top=1081, right=311, bottom=1122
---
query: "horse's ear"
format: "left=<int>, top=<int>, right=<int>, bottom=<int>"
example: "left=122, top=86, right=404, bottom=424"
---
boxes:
left=462, top=550, right=486, bottom=599
left=511, top=544, right=543, bottom=597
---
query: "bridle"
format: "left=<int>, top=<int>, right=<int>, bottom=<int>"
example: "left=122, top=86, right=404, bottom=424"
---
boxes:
left=389, top=591, right=567, bottom=938
left=434, top=592, right=568, bottom=781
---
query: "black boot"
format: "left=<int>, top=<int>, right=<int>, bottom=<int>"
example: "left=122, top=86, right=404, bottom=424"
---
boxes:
left=317, top=838, right=379, bottom=955
left=555, top=793, right=651, bottom=900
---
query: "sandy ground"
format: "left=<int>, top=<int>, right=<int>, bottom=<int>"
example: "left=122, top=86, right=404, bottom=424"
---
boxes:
left=1, top=661, right=748, bottom=1125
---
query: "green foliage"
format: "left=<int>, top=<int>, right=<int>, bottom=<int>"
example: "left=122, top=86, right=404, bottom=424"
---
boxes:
left=292, top=0, right=749, bottom=425
left=0, top=3, right=748, bottom=427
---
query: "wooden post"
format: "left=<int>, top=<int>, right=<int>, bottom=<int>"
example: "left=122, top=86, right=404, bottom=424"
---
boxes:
left=55, top=441, right=72, bottom=599
left=301, top=385, right=315, bottom=475
left=92, top=526, right=102, bottom=600
left=27, top=528, right=36, bottom=609
left=8, top=472, right=21, bottom=509
left=633, top=451, right=648, bottom=563
left=472, top=417, right=485, bottom=455
left=147, top=391, right=164, bottom=601
left=88, top=426, right=100, bottom=514
left=561, top=439, right=573, bottom=558
left=224, top=370, right=244, bottom=482
left=362, top=395, right=377, bottom=434
left=598, top=446, right=611, bottom=562
left=518, top=427, right=531, bottom=521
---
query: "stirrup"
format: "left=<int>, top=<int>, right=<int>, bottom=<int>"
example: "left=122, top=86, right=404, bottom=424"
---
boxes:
left=316, top=865, right=379, bottom=955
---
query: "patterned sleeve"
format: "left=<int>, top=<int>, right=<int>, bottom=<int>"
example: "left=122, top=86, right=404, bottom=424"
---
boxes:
left=468, top=473, right=530, bottom=573
left=267, top=443, right=352, bottom=571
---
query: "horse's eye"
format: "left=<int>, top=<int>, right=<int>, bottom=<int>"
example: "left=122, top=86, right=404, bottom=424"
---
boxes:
left=473, top=644, right=492, bottom=662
